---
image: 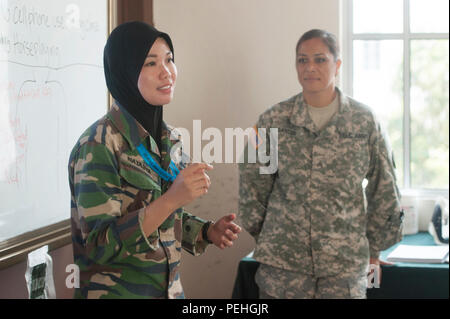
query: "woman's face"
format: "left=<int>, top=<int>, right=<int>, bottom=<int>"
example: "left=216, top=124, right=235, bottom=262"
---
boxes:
left=138, top=37, right=177, bottom=105
left=296, top=37, right=341, bottom=96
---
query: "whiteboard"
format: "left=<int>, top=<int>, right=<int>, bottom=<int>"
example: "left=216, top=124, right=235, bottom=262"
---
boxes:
left=0, top=0, right=108, bottom=241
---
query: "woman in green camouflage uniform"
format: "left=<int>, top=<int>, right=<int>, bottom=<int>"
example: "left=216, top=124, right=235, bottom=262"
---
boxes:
left=239, top=29, right=403, bottom=298
left=69, top=21, right=241, bottom=299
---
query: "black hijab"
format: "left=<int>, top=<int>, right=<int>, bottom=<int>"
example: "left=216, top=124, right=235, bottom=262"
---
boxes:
left=103, top=21, right=174, bottom=151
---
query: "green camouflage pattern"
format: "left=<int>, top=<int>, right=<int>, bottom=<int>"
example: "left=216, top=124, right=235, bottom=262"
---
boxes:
left=69, top=101, right=209, bottom=299
left=239, top=88, right=403, bottom=278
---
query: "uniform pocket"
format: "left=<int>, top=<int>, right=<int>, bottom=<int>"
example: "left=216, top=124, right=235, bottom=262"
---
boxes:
left=335, top=139, right=369, bottom=178
left=275, top=128, right=310, bottom=199
left=119, top=167, right=161, bottom=191
left=119, top=150, right=161, bottom=189
left=328, top=136, right=370, bottom=197
left=117, top=155, right=162, bottom=253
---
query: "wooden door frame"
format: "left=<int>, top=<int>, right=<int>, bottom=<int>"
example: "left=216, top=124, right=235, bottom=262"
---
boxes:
left=116, top=0, right=153, bottom=26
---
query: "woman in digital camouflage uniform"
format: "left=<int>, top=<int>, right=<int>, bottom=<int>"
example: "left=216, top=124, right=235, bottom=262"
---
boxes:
left=69, top=21, right=241, bottom=299
left=239, top=29, right=403, bottom=299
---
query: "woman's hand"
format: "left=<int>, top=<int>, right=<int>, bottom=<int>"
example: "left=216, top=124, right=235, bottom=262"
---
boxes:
left=368, top=257, right=394, bottom=287
left=164, top=163, right=213, bottom=210
left=207, top=213, right=242, bottom=249
left=142, top=163, right=212, bottom=237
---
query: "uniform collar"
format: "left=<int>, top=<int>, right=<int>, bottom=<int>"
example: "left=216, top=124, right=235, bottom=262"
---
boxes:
left=107, top=101, right=180, bottom=159
left=289, top=87, right=353, bottom=135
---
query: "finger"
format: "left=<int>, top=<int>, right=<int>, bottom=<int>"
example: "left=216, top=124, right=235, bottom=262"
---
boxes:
left=190, top=172, right=211, bottom=185
left=225, top=227, right=239, bottom=238
left=194, top=186, right=210, bottom=197
left=204, top=172, right=211, bottom=185
left=222, top=237, right=234, bottom=247
left=230, top=223, right=242, bottom=234
left=191, top=163, right=214, bottom=174
left=225, top=229, right=238, bottom=241
left=203, top=163, right=214, bottom=171
left=224, top=213, right=236, bottom=222
left=184, top=163, right=214, bottom=175
left=191, top=187, right=208, bottom=198
left=192, top=178, right=211, bottom=191
left=189, top=172, right=210, bottom=186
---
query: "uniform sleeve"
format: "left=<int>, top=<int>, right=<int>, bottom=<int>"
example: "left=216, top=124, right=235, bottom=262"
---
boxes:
left=181, top=210, right=209, bottom=256
left=71, top=141, right=159, bottom=266
left=238, top=120, right=277, bottom=241
left=365, top=121, right=404, bottom=258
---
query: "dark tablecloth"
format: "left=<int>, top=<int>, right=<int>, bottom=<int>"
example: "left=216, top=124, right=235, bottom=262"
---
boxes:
left=232, top=232, right=449, bottom=299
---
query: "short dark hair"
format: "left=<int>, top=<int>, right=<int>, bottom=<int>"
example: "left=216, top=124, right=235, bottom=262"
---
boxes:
left=296, top=29, right=340, bottom=61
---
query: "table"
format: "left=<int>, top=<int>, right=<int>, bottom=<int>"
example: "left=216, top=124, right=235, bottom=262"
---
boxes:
left=232, top=232, right=449, bottom=299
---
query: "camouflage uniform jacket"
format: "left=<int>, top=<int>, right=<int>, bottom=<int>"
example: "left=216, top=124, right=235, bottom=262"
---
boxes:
left=69, top=101, right=209, bottom=299
left=239, top=88, right=403, bottom=277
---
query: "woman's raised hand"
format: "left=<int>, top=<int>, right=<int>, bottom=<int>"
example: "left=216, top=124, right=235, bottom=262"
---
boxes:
left=207, top=213, right=242, bottom=249
left=165, top=163, right=213, bottom=209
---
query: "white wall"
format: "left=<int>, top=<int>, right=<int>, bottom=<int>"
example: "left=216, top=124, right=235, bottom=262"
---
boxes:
left=154, top=0, right=340, bottom=299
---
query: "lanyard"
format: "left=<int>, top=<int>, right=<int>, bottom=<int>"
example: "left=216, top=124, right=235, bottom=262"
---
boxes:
left=136, top=143, right=180, bottom=182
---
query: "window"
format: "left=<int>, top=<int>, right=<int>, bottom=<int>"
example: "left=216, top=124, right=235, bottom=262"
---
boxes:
left=343, top=0, right=449, bottom=195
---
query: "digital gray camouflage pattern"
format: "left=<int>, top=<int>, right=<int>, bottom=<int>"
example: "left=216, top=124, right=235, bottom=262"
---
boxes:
left=256, top=263, right=367, bottom=298
left=69, top=101, right=209, bottom=299
left=239, top=88, right=403, bottom=281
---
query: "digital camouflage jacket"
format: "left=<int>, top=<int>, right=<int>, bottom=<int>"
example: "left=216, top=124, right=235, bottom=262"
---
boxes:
left=239, top=88, right=403, bottom=277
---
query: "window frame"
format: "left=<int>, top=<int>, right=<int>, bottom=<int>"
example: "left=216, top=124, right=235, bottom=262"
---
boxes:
left=342, top=0, right=449, bottom=197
